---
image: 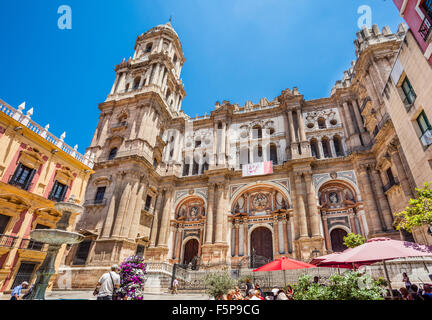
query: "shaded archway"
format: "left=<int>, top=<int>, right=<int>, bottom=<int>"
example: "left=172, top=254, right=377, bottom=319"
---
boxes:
left=183, top=238, right=199, bottom=265
left=250, top=227, right=273, bottom=268
left=330, top=228, right=348, bottom=252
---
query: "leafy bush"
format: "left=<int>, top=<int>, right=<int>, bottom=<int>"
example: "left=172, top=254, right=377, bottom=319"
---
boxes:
left=205, top=270, right=236, bottom=299
left=394, top=182, right=432, bottom=232
left=293, top=272, right=385, bottom=300
left=343, top=233, right=366, bottom=248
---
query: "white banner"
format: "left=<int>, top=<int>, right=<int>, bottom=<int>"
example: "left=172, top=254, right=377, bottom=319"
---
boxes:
left=242, top=161, right=273, bottom=177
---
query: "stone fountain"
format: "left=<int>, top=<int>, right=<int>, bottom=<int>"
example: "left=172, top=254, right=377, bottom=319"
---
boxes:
left=27, top=196, right=84, bottom=300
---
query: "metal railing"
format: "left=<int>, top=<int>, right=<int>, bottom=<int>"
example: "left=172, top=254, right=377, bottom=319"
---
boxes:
left=84, top=198, right=107, bottom=206
left=19, top=238, right=48, bottom=252
left=419, top=10, right=432, bottom=41
left=0, top=99, right=94, bottom=169
left=0, top=234, right=18, bottom=248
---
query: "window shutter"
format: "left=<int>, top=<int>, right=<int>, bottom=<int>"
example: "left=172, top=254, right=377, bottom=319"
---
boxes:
left=24, top=168, right=36, bottom=190
left=10, top=163, right=22, bottom=184
left=60, top=185, right=69, bottom=202
left=48, top=181, right=58, bottom=200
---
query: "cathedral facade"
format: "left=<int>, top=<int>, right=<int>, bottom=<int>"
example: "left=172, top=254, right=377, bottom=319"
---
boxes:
left=61, top=21, right=429, bottom=286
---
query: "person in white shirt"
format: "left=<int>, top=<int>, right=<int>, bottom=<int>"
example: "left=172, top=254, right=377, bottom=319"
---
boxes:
left=249, top=290, right=262, bottom=300
left=95, top=264, right=120, bottom=300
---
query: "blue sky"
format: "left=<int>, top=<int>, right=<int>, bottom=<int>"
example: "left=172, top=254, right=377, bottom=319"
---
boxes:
left=0, top=0, right=404, bottom=153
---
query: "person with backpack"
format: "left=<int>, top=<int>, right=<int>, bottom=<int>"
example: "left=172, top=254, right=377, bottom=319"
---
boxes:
left=94, top=264, right=120, bottom=300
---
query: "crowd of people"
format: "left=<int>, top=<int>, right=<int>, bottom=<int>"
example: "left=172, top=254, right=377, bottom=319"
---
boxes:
left=391, top=272, right=432, bottom=301
left=215, top=279, right=295, bottom=300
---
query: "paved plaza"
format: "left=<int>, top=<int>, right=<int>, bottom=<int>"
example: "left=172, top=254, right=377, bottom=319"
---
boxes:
left=0, top=290, right=209, bottom=301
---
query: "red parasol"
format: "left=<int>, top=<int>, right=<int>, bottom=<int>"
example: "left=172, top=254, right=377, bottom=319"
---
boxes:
left=253, top=257, right=316, bottom=272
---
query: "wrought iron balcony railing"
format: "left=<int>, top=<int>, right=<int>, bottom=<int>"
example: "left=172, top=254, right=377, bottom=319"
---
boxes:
left=0, top=234, right=18, bottom=248
left=19, top=238, right=47, bottom=252
left=419, top=11, right=432, bottom=41
left=84, top=198, right=107, bottom=207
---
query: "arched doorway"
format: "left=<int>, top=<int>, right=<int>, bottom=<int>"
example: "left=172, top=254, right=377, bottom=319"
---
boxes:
left=250, top=227, right=273, bottom=268
left=330, top=228, right=348, bottom=252
left=183, top=239, right=199, bottom=266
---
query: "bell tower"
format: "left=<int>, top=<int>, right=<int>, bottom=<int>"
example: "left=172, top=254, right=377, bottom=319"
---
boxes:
left=108, top=21, right=186, bottom=114
left=74, top=22, right=187, bottom=269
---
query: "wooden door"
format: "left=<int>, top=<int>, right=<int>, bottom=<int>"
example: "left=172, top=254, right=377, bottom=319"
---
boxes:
left=330, top=228, right=348, bottom=252
left=183, top=239, right=199, bottom=265
left=251, top=227, right=273, bottom=267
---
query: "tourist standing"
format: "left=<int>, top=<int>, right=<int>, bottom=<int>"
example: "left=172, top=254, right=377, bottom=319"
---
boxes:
left=172, top=278, right=179, bottom=295
left=402, top=272, right=411, bottom=290
left=254, top=283, right=264, bottom=298
left=95, top=264, right=120, bottom=300
left=10, top=281, right=29, bottom=300
left=245, top=278, right=253, bottom=296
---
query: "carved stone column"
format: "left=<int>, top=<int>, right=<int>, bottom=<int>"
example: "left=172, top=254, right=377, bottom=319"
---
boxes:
left=158, top=187, right=174, bottom=247
left=111, top=182, right=132, bottom=237
left=128, top=182, right=148, bottom=239
left=370, top=169, right=394, bottom=231
left=357, top=164, right=384, bottom=235
left=215, top=182, right=227, bottom=244
left=304, top=173, right=322, bottom=237
left=235, top=222, right=240, bottom=257
left=273, top=217, right=280, bottom=255
left=389, top=141, right=414, bottom=198
left=205, top=183, right=216, bottom=244
left=149, top=189, right=164, bottom=247
left=322, top=215, right=332, bottom=251
left=294, top=172, right=309, bottom=239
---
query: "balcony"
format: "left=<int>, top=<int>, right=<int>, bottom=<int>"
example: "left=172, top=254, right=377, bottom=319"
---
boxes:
left=0, top=234, right=18, bottom=248
left=419, top=11, right=432, bottom=42
left=84, top=198, right=107, bottom=207
left=110, top=121, right=128, bottom=132
left=19, top=238, right=47, bottom=252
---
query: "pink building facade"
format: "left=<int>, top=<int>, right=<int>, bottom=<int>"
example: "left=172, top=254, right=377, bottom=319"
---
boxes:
left=393, top=0, right=432, bottom=64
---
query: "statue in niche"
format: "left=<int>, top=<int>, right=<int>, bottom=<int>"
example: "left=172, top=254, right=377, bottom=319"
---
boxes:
left=329, top=192, right=339, bottom=204
left=281, top=198, right=288, bottom=210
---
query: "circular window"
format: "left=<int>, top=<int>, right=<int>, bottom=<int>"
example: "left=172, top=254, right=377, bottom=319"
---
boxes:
left=307, top=122, right=315, bottom=129
left=330, top=119, right=338, bottom=126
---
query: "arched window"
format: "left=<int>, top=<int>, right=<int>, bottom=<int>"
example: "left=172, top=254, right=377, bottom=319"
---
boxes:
left=310, top=139, right=320, bottom=159
left=166, top=89, right=171, bottom=101
left=169, top=149, right=174, bottom=159
left=108, top=148, right=118, bottom=160
left=145, top=43, right=153, bottom=53
left=153, top=158, right=158, bottom=169
left=133, top=77, right=141, bottom=90
left=270, top=144, right=278, bottom=165
left=257, top=145, right=263, bottom=158
left=173, top=54, right=177, bottom=64
left=318, top=118, right=327, bottom=129
left=183, top=158, right=190, bottom=176
left=322, top=138, right=331, bottom=158
left=218, top=122, right=223, bottom=130
left=333, top=135, right=344, bottom=157
left=202, top=153, right=209, bottom=172
left=192, top=159, right=199, bottom=175
left=252, top=125, right=262, bottom=139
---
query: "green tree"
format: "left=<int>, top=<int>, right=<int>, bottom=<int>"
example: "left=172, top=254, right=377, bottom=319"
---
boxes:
left=343, top=233, right=366, bottom=248
left=204, top=270, right=236, bottom=299
left=394, top=182, right=432, bottom=233
left=293, top=272, right=385, bottom=300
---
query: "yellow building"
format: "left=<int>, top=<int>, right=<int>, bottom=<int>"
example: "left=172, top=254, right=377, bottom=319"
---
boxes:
left=0, top=98, right=93, bottom=294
